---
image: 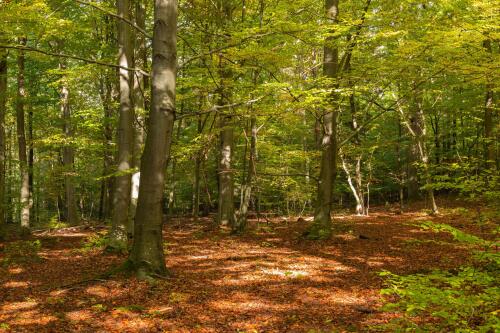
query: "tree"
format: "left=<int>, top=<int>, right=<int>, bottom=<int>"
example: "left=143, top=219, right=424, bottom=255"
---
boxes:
left=0, top=35, right=6, bottom=225
left=109, top=0, right=135, bottom=250
left=59, top=59, right=79, bottom=225
left=16, top=37, right=30, bottom=228
left=306, top=0, right=340, bottom=239
left=129, top=0, right=178, bottom=278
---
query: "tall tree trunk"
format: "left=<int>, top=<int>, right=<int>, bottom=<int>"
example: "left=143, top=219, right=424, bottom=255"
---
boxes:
left=16, top=37, right=30, bottom=228
left=192, top=115, right=202, bottom=219
left=129, top=0, right=148, bottom=227
left=217, top=1, right=236, bottom=228
left=218, top=113, right=235, bottom=227
left=98, top=73, right=114, bottom=220
left=109, top=0, right=134, bottom=249
left=408, top=84, right=438, bottom=213
left=129, top=0, right=177, bottom=278
left=59, top=62, right=79, bottom=225
left=483, top=39, right=495, bottom=169
left=0, top=39, right=6, bottom=225
left=236, top=115, right=256, bottom=232
left=308, top=0, right=339, bottom=239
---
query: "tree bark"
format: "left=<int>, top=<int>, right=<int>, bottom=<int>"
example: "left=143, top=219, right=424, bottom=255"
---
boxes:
left=408, top=84, right=438, bottom=213
left=483, top=39, right=495, bottom=169
left=236, top=116, right=256, bottom=232
left=192, top=115, right=202, bottom=219
left=217, top=1, right=236, bottom=228
left=109, top=0, right=134, bottom=249
left=218, top=114, right=235, bottom=227
left=129, top=0, right=148, bottom=227
left=0, top=38, right=6, bottom=225
left=59, top=61, right=79, bottom=225
left=16, top=37, right=30, bottom=228
left=308, top=0, right=340, bottom=239
left=98, top=72, right=114, bottom=221
left=129, top=0, right=177, bottom=278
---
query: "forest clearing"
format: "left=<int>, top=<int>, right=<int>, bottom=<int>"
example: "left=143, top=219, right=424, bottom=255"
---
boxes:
left=0, top=0, right=499, bottom=331
left=0, top=201, right=496, bottom=332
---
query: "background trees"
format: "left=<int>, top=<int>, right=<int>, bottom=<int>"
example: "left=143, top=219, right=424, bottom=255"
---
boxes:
left=0, top=0, right=497, bottom=239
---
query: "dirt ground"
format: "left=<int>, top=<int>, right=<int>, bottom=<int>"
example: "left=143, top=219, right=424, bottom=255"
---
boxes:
left=0, top=203, right=482, bottom=332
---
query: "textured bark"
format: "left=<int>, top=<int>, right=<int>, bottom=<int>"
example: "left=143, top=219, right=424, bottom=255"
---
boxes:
left=218, top=114, right=235, bottom=227
left=483, top=39, right=495, bottom=169
left=236, top=116, right=257, bottom=232
left=129, top=0, right=148, bottom=226
left=59, top=62, right=79, bottom=225
left=308, top=0, right=340, bottom=239
left=192, top=116, right=202, bottom=218
left=0, top=40, right=6, bottom=225
left=408, top=85, right=438, bottom=214
left=16, top=37, right=30, bottom=228
left=129, top=0, right=177, bottom=278
left=217, top=1, right=236, bottom=228
left=98, top=73, right=114, bottom=220
left=109, top=0, right=134, bottom=249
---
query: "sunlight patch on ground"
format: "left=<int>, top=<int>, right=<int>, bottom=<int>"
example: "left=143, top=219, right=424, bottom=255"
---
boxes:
left=7, top=267, right=24, bottom=274
left=65, top=309, right=94, bottom=322
left=85, top=285, right=109, bottom=298
left=1, top=301, right=38, bottom=313
left=260, top=267, right=309, bottom=278
left=3, top=281, right=29, bottom=288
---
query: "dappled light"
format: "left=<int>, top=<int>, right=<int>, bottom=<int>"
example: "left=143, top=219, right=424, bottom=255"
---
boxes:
left=0, top=204, right=485, bottom=332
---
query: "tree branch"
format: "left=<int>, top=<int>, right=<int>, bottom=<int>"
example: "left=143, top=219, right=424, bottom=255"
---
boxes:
left=0, top=44, right=149, bottom=75
left=74, top=0, right=152, bottom=39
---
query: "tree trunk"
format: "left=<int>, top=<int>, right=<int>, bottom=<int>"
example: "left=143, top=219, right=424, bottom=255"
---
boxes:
left=128, top=0, right=147, bottom=227
left=0, top=39, right=6, bottom=225
left=483, top=39, right=495, bottom=169
left=109, top=0, right=134, bottom=249
left=408, top=84, right=438, bottom=213
left=308, top=0, right=339, bottom=239
left=98, top=73, right=113, bottom=220
left=16, top=37, right=30, bottom=228
left=192, top=116, right=202, bottom=219
left=129, top=0, right=177, bottom=278
left=218, top=114, right=235, bottom=227
left=59, top=62, right=79, bottom=225
left=236, top=116, right=257, bottom=232
left=216, top=1, right=236, bottom=228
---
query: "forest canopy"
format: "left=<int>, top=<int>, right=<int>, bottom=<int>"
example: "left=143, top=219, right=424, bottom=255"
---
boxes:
left=0, top=0, right=498, bottom=331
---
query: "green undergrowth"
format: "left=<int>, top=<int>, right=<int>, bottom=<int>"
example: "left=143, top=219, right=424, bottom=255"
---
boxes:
left=376, top=221, right=499, bottom=332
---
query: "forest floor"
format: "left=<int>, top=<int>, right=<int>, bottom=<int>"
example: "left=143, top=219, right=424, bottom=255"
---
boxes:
left=0, top=202, right=489, bottom=333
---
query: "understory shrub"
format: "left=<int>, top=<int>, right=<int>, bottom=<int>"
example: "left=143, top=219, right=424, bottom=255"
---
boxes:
left=377, top=222, right=499, bottom=332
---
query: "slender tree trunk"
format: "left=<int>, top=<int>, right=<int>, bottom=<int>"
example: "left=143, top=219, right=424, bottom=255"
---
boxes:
left=59, top=61, right=79, bottom=225
left=217, top=0, right=236, bottom=228
left=109, top=0, right=134, bottom=249
left=236, top=115, right=256, bottom=232
left=98, top=74, right=114, bottom=221
left=308, top=0, right=339, bottom=239
left=192, top=116, right=202, bottom=219
left=16, top=37, right=30, bottom=228
left=408, top=84, right=438, bottom=213
left=341, top=155, right=364, bottom=216
left=129, top=0, right=177, bottom=278
left=483, top=39, right=495, bottom=169
left=129, top=0, right=148, bottom=227
left=0, top=40, right=6, bottom=225
left=396, top=115, right=404, bottom=212
left=218, top=114, right=235, bottom=227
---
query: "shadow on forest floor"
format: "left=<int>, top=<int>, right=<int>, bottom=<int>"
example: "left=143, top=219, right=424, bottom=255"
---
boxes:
left=0, top=200, right=486, bottom=332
